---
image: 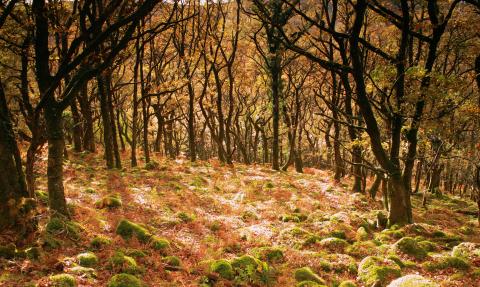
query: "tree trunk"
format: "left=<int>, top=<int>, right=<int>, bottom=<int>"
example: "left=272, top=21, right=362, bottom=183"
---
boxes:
left=0, top=81, right=30, bottom=229
left=45, top=105, right=70, bottom=218
left=270, top=50, right=281, bottom=170
left=98, top=75, right=114, bottom=169
left=78, top=81, right=95, bottom=152
left=369, top=173, right=382, bottom=199
left=70, top=98, right=83, bottom=152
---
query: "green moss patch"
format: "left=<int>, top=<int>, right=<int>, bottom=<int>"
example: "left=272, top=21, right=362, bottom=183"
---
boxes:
left=358, top=256, right=401, bottom=286
left=90, top=235, right=112, bottom=249
left=46, top=218, right=83, bottom=240
left=108, top=251, right=141, bottom=274
left=95, top=194, right=122, bottom=209
left=115, top=219, right=152, bottom=242
left=423, top=256, right=470, bottom=271
left=107, top=273, right=142, bottom=287
left=77, top=251, right=98, bottom=267
left=318, top=237, right=349, bottom=253
left=294, top=267, right=325, bottom=284
left=50, top=274, right=76, bottom=287
left=393, top=237, right=428, bottom=260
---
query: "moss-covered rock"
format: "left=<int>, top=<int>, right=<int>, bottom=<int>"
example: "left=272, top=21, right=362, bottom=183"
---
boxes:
left=423, top=256, right=470, bottom=271
left=50, top=274, right=76, bottom=287
left=68, top=266, right=96, bottom=277
left=150, top=236, right=170, bottom=250
left=451, top=242, right=480, bottom=261
left=356, top=226, right=369, bottom=241
left=210, top=259, right=234, bottom=280
left=358, top=256, right=401, bottom=286
left=0, top=243, right=16, bottom=259
left=46, top=218, right=83, bottom=240
left=338, top=281, right=357, bottom=287
left=386, top=274, right=438, bottom=287
left=177, top=212, right=195, bottom=223
left=163, top=255, right=181, bottom=270
left=115, top=219, right=152, bottom=242
left=109, top=251, right=141, bottom=274
left=280, top=213, right=307, bottom=222
left=124, top=249, right=147, bottom=258
left=231, top=255, right=272, bottom=284
left=318, top=237, right=349, bottom=252
left=294, top=267, right=325, bottom=284
left=346, top=240, right=379, bottom=258
left=107, top=273, right=142, bottom=287
left=25, top=247, right=41, bottom=260
left=296, top=281, right=327, bottom=287
left=251, top=246, right=284, bottom=263
left=95, top=194, right=122, bottom=209
left=77, top=251, right=98, bottom=267
left=417, top=240, right=437, bottom=253
left=393, top=237, right=427, bottom=260
left=90, top=235, right=112, bottom=249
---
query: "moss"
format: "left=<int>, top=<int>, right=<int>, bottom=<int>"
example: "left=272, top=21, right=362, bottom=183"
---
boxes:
left=423, top=256, right=470, bottom=271
left=46, top=218, right=83, bottom=240
left=163, top=256, right=181, bottom=270
left=109, top=252, right=141, bottom=274
left=318, top=237, right=349, bottom=252
left=338, top=281, right=357, bottom=287
left=417, top=240, right=437, bottom=252
left=296, top=281, right=327, bottom=287
left=150, top=236, right=170, bottom=250
left=210, top=259, right=234, bottom=280
left=107, top=273, right=142, bottom=287
left=379, top=229, right=405, bottom=240
left=25, top=247, right=41, bottom=260
left=84, top=188, right=96, bottom=194
left=35, top=190, right=49, bottom=204
left=0, top=243, right=16, bottom=259
left=124, top=249, right=147, bottom=258
left=41, top=234, right=63, bottom=249
left=293, top=267, right=325, bottom=284
left=77, top=252, right=98, bottom=267
left=358, top=256, right=401, bottom=286
left=280, top=213, right=307, bottom=222
left=209, top=221, right=222, bottom=232
left=50, top=274, right=76, bottom=287
left=68, top=266, right=96, bottom=278
left=387, top=255, right=406, bottom=268
left=144, top=160, right=159, bottom=170
left=387, top=274, right=438, bottom=287
left=90, top=235, right=112, bottom=249
left=329, top=230, right=347, bottom=240
left=95, top=194, right=122, bottom=209
left=459, top=225, right=474, bottom=235
left=252, top=247, right=284, bottom=263
left=356, top=226, right=369, bottom=241
left=393, top=237, right=427, bottom=260
left=346, top=240, right=378, bottom=258
left=115, top=219, right=152, bottom=242
left=451, top=242, right=480, bottom=260
left=177, top=212, right=195, bottom=223
left=231, top=255, right=272, bottom=284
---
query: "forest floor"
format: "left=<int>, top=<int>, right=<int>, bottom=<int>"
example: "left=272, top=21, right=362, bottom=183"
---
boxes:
left=1, top=151, right=480, bottom=287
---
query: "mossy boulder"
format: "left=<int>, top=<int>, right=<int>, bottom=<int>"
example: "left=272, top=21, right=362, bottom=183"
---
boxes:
left=0, top=243, right=16, bottom=259
left=417, top=240, right=437, bottom=253
left=163, top=256, right=181, bottom=270
left=338, top=280, right=357, bottom=287
left=393, top=237, right=427, bottom=260
left=77, top=251, right=98, bottom=267
left=150, top=236, right=170, bottom=251
left=423, top=255, right=470, bottom=271
left=90, top=235, right=112, bottom=249
left=109, top=251, right=141, bottom=274
left=107, top=273, right=142, bottom=287
left=386, top=274, right=438, bottom=287
left=50, top=274, right=76, bottom=287
left=294, top=267, right=325, bottom=285
left=210, top=259, right=234, bottom=280
left=319, top=237, right=349, bottom=252
left=356, top=226, right=369, bottom=241
left=177, top=211, right=195, bottom=223
left=231, top=255, right=272, bottom=284
left=358, top=256, right=401, bottom=286
left=95, top=194, right=122, bottom=209
left=46, top=218, right=83, bottom=240
left=346, top=240, right=379, bottom=258
left=68, top=266, right=96, bottom=278
left=280, top=213, right=307, bottom=222
left=296, top=281, right=327, bottom=287
left=25, top=247, right=41, bottom=260
left=451, top=242, right=480, bottom=261
left=251, top=246, right=284, bottom=263
left=115, top=219, right=152, bottom=242
left=125, top=249, right=147, bottom=258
